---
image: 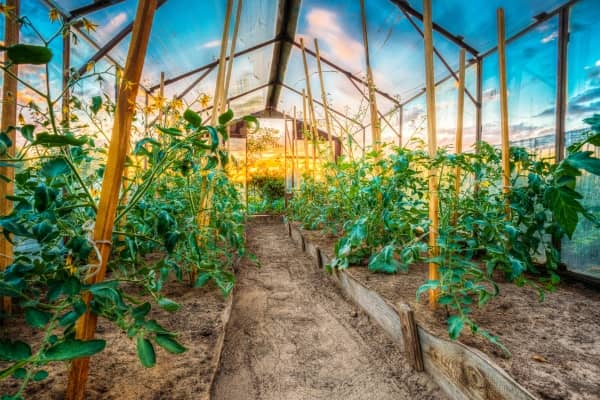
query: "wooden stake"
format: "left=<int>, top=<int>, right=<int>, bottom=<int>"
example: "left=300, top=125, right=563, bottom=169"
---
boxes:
left=300, top=38, right=319, bottom=177
left=157, top=71, right=165, bottom=123
left=62, top=26, right=71, bottom=125
left=224, top=0, right=243, bottom=104
left=302, top=89, right=309, bottom=177
left=398, top=303, right=424, bottom=372
left=497, top=8, right=511, bottom=219
left=66, top=2, right=158, bottom=399
left=284, top=115, right=288, bottom=193
left=423, top=0, right=440, bottom=309
left=211, top=0, right=234, bottom=125
left=453, top=48, right=466, bottom=225
left=0, top=0, right=19, bottom=315
left=360, top=0, right=381, bottom=152
left=292, top=107, right=297, bottom=188
left=314, top=38, right=334, bottom=161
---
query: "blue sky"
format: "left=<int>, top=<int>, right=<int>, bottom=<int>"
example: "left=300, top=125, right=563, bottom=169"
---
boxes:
left=1, top=0, right=599, bottom=149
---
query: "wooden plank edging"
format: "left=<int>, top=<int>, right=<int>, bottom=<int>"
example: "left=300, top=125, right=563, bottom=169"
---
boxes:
left=205, top=289, right=234, bottom=400
left=287, top=222, right=538, bottom=400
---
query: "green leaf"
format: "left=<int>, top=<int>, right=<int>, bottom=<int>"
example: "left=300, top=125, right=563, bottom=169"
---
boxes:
left=242, top=115, right=259, bottom=133
left=24, top=308, right=52, bottom=328
left=206, top=126, right=219, bottom=151
left=91, top=96, right=102, bottom=115
left=447, top=315, right=464, bottom=340
left=544, top=185, right=585, bottom=238
left=41, top=339, right=105, bottom=361
left=0, top=340, right=32, bottom=361
left=41, top=158, right=70, bottom=178
left=157, top=126, right=183, bottom=137
left=154, top=334, right=187, bottom=354
left=136, top=337, right=156, bottom=368
left=32, top=370, right=49, bottom=381
left=183, top=109, right=202, bottom=128
left=164, top=231, right=180, bottom=253
left=194, top=272, right=211, bottom=288
left=218, top=108, right=234, bottom=125
left=33, top=133, right=87, bottom=147
left=157, top=297, right=180, bottom=312
left=565, top=151, right=600, bottom=176
left=12, top=368, right=27, bottom=379
left=368, top=245, right=403, bottom=274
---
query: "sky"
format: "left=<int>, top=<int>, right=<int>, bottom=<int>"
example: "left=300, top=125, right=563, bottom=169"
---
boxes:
left=0, top=0, right=599, bottom=151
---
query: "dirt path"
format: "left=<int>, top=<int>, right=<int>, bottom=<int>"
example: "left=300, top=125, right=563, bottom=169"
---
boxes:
left=212, top=222, right=444, bottom=400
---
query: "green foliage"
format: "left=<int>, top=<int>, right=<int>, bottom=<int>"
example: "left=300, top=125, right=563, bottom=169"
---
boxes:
left=288, top=118, right=600, bottom=351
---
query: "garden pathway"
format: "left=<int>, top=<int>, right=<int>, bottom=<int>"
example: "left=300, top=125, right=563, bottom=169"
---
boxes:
left=211, top=221, right=444, bottom=400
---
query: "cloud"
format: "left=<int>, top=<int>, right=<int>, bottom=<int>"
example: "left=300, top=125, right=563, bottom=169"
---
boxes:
left=100, top=12, right=128, bottom=38
left=301, top=8, right=363, bottom=67
left=541, top=31, right=558, bottom=44
left=201, top=40, right=221, bottom=49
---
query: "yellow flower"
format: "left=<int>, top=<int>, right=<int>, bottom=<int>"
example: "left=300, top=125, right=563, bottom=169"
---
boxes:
left=0, top=4, right=15, bottom=17
left=481, top=180, right=491, bottom=188
left=170, top=98, right=183, bottom=110
left=49, top=8, right=60, bottom=22
left=81, top=17, right=99, bottom=33
left=152, top=95, right=165, bottom=109
left=18, top=112, right=25, bottom=125
left=85, top=61, right=95, bottom=72
left=200, top=93, right=211, bottom=108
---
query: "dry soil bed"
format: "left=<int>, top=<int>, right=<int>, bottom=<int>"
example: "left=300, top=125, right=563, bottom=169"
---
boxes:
left=212, top=221, right=444, bottom=400
left=0, top=280, right=229, bottom=400
left=296, top=223, right=600, bottom=400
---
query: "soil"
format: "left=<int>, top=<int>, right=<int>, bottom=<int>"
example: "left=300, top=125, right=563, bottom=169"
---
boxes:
left=0, top=280, right=230, bottom=400
left=212, top=221, right=445, bottom=400
left=295, top=223, right=600, bottom=400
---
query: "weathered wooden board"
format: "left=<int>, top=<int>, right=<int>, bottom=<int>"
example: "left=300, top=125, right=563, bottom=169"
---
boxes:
left=418, top=328, right=537, bottom=400
left=206, top=291, right=234, bottom=400
left=287, top=222, right=539, bottom=400
left=304, top=241, right=321, bottom=269
left=248, top=214, right=284, bottom=224
left=290, top=225, right=305, bottom=250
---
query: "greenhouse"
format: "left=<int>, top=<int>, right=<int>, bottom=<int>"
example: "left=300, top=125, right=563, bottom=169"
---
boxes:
left=0, top=0, right=599, bottom=399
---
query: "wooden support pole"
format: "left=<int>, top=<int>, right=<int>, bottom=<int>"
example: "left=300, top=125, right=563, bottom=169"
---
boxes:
left=398, top=303, right=424, bottom=372
left=299, top=38, right=318, bottom=177
left=360, top=0, right=381, bottom=152
left=0, top=0, right=19, bottom=315
left=284, top=115, right=288, bottom=194
left=314, top=38, right=334, bottom=161
left=157, top=71, right=165, bottom=123
left=302, top=89, right=309, bottom=177
left=62, top=26, right=71, bottom=125
left=65, top=2, right=158, bottom=399
left=224, top=0, right=243, bottom=104
left=292, top=107, right=297, bottom=188
left=211, top=0, right=234, bottom=125
left=453, top=48, right=466, bottom=225
left=244, top=133, right=249, bottom=209
left=398, top=106, right=403, bottom=147
left=423, top=0, right=439, bottom=309
left=497, top=8, right=511, bottom=219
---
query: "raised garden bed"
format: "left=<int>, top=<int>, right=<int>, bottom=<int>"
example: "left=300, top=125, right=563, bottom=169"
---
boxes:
left=0, top=281, right=232, bottom=400
left=289, top=222, right=600, bottom=400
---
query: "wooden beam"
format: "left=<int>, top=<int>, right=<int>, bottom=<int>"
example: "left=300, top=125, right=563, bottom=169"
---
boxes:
left=389, top=0, right=479, bottom=56
left=211, top=0, right=234, bottom=124
left=497, top=8, right=511, bottom=219
left=289, top=39, right=401, bottom=106
left=76, top=0, right=167, bottom=77
left=423, top=0, right=439, bottom=309
left=555, top=7, right=570, bottom=162
left=224, top=0, right=243, bottom=103
left=0, top=0, right=19, bottom=315
left=453, top=48, right=466, bottom=225
left=360, top=0, right=381, bottom=151
left=66, top=1, right=158, bottom=398
left=69, top=0, right=126, bottom=18
left=314, top=38, right=334, bottom=160
left=62, top=25, right=71, bottom=124
left=266, top=0, right=302, bottom=110
left=150, top=38, right=278, bottom=92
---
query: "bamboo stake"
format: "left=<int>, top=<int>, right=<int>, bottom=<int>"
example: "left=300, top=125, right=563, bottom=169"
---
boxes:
left=302, top=89, right=309, bottom=177
left=211, top=0, right=234, bottom=124
left=66, top=1, right=158, bottom=399
left=360, top=0, right=381, bottom=152
left=497, top=8, right=511, bottom=219
left=0, top=0, right=19, bottom=315
left=300, top=38, right=318, bottom=177
left=292, top=107, right=297, bottom=188
left=245, top=133, right=248, bottom=209
left=224, top=0, right=243, bottom=104
left=284, top=115, right=288, bottom=193
left=453, top=48, right=466, bottom=225
left=423, top=0, right=440, bottom=309
left=62, top=26, right=71, bottom=125
left=314, top=38, right=334, bottom=161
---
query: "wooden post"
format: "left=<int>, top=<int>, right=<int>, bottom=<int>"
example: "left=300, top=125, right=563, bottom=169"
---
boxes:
left=62, top=26, right=71, bottom=125
left=284, top=115, right=288, bottom=195
left=0, top=0, right=19, bottom=315
left=211, top=0, right=234, bottom=124
left=314, top=38, right=334, bottom=161
left=453, top=48, right=466, bottom=225
left=423, top=0, right=439, bottom=309
left=360, top=0, right=381, bottom=152
left=302, top=89, right=309, bottom=177
left=292, top=107, right=297, bottom=188
left=398, top=106, right=403, bottom=147
left=224, top=0, right=243, bottom=103
left=300, top=39, right=318, bottom=177
left=244, top=132, right=249, bottom=209
left=397, top=303, right=424, bottom=372
left=497, top=8, right=511, bottom=219
left=157, top=71, right=165, bottom=123
left=66, top=2, right=158, bottom=399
